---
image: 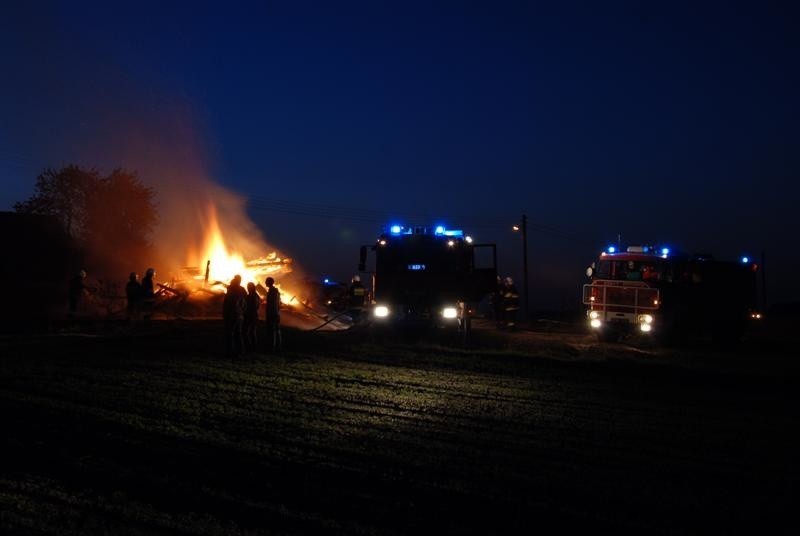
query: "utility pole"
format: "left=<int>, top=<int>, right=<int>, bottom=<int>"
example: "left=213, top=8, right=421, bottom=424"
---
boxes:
left=512, top=215, right=530, bottom=321
left=761, top=250, right=767, bottom=311
left=522, top=214, right=529, bottom=320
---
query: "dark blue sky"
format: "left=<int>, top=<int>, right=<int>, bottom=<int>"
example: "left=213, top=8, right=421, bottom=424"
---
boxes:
left=1, top=1, right=798, bottom=308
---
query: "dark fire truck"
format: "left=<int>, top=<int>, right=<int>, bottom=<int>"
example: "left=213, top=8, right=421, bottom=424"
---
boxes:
left=359, top=225, right=497, bottom=336
left=583, top=245, right=759, bottom=343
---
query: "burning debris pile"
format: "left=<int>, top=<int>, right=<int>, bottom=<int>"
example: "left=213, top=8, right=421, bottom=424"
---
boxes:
left=177, top=205, right=293, bottom=293
left=145, top=184, right=350, bottom=330
left=153, top=179, right=294, bottom=295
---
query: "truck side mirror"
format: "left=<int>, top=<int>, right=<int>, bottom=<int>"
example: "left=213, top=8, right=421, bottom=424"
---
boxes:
left=358, top=246, right=367, bottom=272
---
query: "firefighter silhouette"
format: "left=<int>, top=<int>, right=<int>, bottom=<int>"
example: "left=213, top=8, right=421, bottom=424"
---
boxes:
left=347, top=275, right=367, bottom=322
left=125, top=272, right=142, bottom=321
left=141, top=268, right=157, bottom=322
left=68, top=269, right=88, bottom=316
left=501, top=276, right=520, bottom=330
left=491, top=275, right=504, bottom=328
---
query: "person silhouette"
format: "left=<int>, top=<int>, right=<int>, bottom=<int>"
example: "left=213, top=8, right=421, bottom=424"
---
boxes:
left=264, top=277, right=282, bottom=352
left=223, top=275, right=247, bottom=358
left=243, top=281, right=261, bottom=353
left=125, top=272, right=142, bottom=321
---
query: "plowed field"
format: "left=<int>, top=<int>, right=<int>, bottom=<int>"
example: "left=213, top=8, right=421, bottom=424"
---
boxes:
left=1, top=321, right=797, bottom=534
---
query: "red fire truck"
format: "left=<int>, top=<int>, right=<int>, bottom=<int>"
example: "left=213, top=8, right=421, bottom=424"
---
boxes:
left=583, top=245, right=759, bottom=343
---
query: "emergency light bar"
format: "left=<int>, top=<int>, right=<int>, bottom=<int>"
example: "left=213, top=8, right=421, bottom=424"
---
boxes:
left=601, top=244, right=750, bottom=264
left=385, top=224, right=465, bottom=237
left=603, top=245, right=674, bottom=257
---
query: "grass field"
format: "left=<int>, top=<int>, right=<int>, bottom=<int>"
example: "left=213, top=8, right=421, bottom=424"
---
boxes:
left=1, top=320, right=797, bottom=534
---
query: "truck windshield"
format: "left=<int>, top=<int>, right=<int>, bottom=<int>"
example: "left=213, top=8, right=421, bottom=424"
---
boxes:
left=596, top=260, right=666, bottom=282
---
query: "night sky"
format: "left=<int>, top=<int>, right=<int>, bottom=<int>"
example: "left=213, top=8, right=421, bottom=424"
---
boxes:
left=2, top=2, right=798, bottom=309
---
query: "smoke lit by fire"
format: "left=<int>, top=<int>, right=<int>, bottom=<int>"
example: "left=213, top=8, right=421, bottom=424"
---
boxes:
left=51, top=85, right=302, bottom=303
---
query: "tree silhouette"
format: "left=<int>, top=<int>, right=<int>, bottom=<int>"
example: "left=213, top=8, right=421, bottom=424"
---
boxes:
left=15, top=165, right=158, bottom=275
left=14, top=165, right=98, bottom=239
left=83, top=168, right=158, bottom=257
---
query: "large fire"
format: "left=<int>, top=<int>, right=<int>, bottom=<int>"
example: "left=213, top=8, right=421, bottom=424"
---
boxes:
left=150, top=190, right=349, bottom=329
left=181, top=205, right=294, bottom=297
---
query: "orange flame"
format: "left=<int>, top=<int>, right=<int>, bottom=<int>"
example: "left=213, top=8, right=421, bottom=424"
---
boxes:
left=184, top=205, right=292, bottom=291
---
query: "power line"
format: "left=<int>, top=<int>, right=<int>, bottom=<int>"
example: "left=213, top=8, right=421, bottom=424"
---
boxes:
left=248, top=198, right=504, bottom=228
left=0, top=158, right=595, bottom=245
left=246, top=196, right=594, bottom=245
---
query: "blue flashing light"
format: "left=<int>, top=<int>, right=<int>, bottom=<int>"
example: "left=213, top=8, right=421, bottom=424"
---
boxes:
left=661, top=247, right=670, bottom=256
left=323, top=278, right=330, bottom=284
left=443, top=229, right=463, bottom=237
left=741, top=256, right=750, bottom=264
left=390, top=225, right=402, bottom=234
left=607, top=246, right=616, bottom=254
left=434, top=225, right=445, bottom=235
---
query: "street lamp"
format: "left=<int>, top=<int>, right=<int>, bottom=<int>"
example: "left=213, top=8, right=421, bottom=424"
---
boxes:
left=512, top=214, right=529, bottom=321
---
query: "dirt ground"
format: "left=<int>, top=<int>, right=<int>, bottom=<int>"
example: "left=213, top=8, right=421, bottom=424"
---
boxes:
left=0, top=318, right=797, bottom=535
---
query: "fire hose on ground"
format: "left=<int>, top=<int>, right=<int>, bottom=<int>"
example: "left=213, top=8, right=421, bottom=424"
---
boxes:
left=284, top=293, right=356, bottom=332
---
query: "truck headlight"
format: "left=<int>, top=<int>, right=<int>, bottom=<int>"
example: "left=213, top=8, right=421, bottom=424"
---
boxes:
left=590, top=319, right=602, bottom=328
left=442, top=307, right=458, bottom=319
left=374, top=306, right=389, bottom=318
left=640, top=324, right=652, bottom=333
left=589, top=311, right=600, bottom=320
left=638, top=314, right=653, bottom=324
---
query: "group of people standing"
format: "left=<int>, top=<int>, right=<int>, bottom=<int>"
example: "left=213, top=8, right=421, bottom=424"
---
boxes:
left=68, top=267, right=156, bottom=321
left=124, top=268, right=157, bottom=322
left=71, top=267, right=280, bottom=357
left=223, top=275, right=282, bottom=358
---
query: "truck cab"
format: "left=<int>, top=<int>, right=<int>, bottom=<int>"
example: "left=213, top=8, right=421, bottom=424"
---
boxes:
left=584, top=245, right=759, bottom=343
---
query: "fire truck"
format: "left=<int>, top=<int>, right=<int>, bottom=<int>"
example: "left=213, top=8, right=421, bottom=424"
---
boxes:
left=583, top=245, right=759, bottom=343
left=358, top=225, right=497, bottom=336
